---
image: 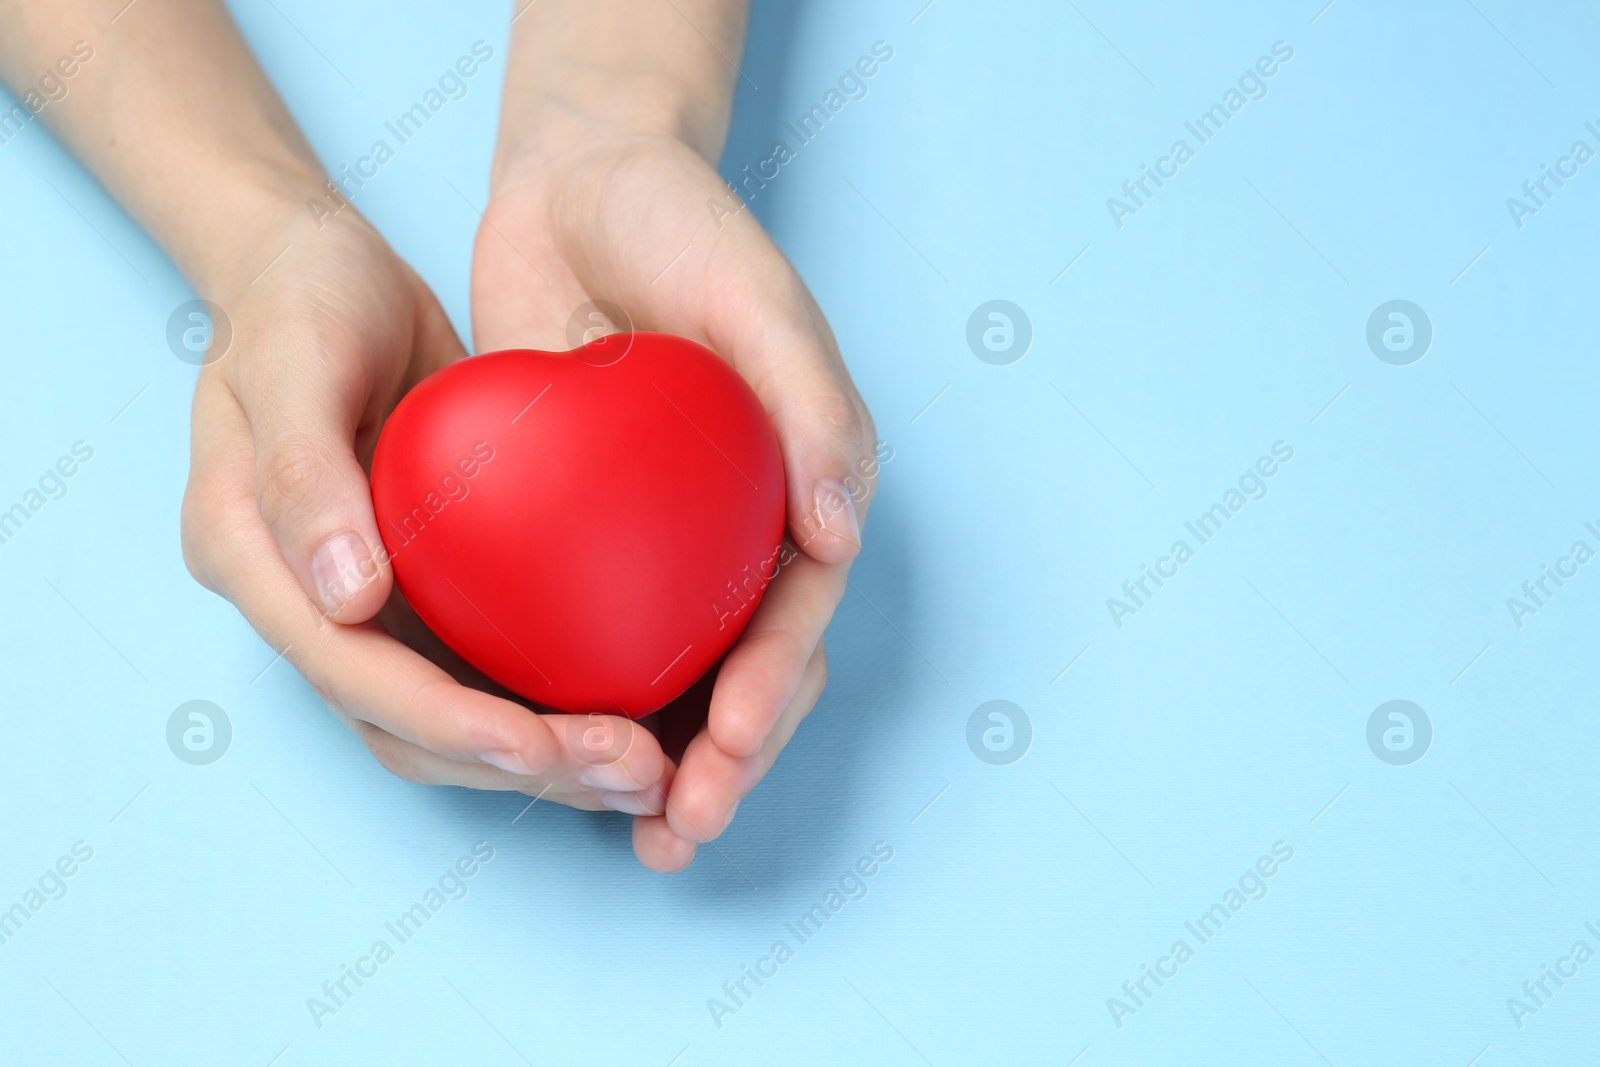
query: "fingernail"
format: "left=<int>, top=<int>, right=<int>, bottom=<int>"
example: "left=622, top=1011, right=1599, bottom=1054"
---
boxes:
left=312, top=532, right=374, bottom=614
left=812, top=478, right=860, bottom=547
left=480, top=749, right=535, bottom=775
left=579, top=762, right=638, bottom=791
left=718, top=800, right=741, bottom=836
left=601, top=788, right=662, bottom=816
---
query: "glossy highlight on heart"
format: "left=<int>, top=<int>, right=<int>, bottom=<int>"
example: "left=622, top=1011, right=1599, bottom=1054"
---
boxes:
left=370, top=332, right=786, bottom=717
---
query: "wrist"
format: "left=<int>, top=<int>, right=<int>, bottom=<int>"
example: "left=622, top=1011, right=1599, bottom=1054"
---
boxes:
left=492, top=77, right=729, bottom=196
left=174, top=157, right=367, bottom=300
left=491, top=0, right=748, bottom=194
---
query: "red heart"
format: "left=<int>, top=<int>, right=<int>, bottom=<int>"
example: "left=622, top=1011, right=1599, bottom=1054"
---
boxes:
left=370, top=333, right=786, bottom=718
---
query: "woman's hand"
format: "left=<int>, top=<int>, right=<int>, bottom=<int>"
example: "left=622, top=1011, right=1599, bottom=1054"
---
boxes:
left=0, top=0, right=674, bottom=832
left=471, top=99, right=879, bottom=872
left=180, top=200, right=673, bottom=819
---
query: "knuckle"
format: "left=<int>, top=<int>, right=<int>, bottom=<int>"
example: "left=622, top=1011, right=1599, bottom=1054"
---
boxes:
left=740, top=625, right=811, bottom=670
left=257, top=437, right=339, bottom=531
left=809, top=392, right=864, bottom=447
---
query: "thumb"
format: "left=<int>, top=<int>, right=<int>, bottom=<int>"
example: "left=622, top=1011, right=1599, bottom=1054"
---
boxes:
left=720, top=291, right=878, bottom=567
left=250, top=404, right=391, bottom=623
left=634, top=233, right=878, bottom=567
left=230, top=334, right=397, bottom=624
left=770, top=376, right=875, bottom=566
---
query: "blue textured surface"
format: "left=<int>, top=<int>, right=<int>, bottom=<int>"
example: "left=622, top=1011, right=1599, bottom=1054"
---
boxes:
left=2, top=1, right=1598, bottom=1063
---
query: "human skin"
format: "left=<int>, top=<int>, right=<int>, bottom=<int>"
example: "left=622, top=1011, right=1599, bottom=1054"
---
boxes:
left=0, top=0, right=876, bottom=872
left=479, top=1, right=878, bottom=870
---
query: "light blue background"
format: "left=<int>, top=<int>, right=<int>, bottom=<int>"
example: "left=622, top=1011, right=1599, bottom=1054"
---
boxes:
left=2, top=0, right=1597, bottom=1063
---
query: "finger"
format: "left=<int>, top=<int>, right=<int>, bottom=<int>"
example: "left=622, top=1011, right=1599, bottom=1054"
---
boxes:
left=634, top=815, right=698, bottom=872
left=345, top=718, right=668, bottom=814
left=226, top=278, right=467, bottom=624
left=231, top=351, right=391, bottom=623
left=528, top=152, right=878, bottom=566
left=666, top=640, right=828, bottom=844
left=633, top=763, right=697, bottom=870
left=186, top=379, right=666, bottom=793
left=722, top=284, right=878, bottom=567
left=620, top=216, right=878, bottom=565
left=326, top=627, right=663, bottom=790
left=346, top=719, right=604, bottom=806
left=707, top=548, right=845, bottom=759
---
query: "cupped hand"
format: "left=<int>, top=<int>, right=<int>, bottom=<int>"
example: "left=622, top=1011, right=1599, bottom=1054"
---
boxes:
left=471, top=113, right=879, bottom=872
left=179, top=202, right=670, bottom=822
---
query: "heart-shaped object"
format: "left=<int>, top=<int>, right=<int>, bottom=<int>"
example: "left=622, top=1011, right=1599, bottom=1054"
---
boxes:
left=370, top=333, right=786, bottom=718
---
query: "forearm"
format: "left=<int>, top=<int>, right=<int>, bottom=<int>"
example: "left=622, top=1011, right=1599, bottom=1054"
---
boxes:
left=0, top=0, right=328, bottom=293
left=493, top=0, right=747, bottom=186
